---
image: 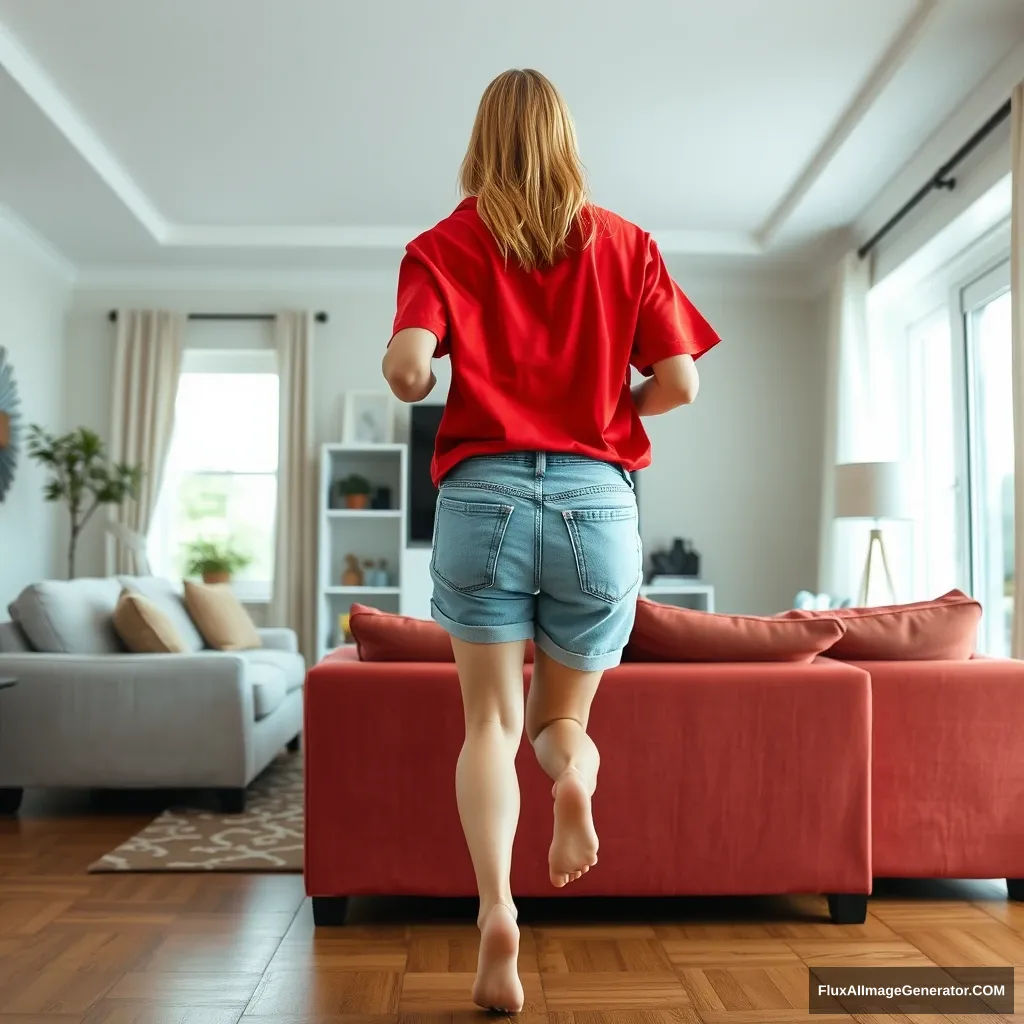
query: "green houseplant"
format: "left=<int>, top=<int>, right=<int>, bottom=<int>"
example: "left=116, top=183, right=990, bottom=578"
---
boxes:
left=27, top=425, right=143, bottom=579
left=184, top=538, right=252, bottom=584
left=339, top=473, right=372, bottom=510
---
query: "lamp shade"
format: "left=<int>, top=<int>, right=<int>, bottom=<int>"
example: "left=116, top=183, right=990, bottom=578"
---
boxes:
left=834, top=461, right=913, bottom=521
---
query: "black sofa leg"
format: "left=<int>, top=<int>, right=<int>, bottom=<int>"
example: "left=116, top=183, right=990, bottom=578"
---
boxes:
left=312, top=896, right=349, bottom=926
left=216, top=788, right=247, bottom=814
left=287, top=734, right=301, bottom=753
left=1007, top=879, right=1024, bottom=901
left=0, top=787, right=23, bottom=815
left=827, top=893, right=868, bottom=924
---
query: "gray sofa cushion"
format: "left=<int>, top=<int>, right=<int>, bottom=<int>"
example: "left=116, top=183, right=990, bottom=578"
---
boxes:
left=9, top=579, right=123, bottom=654
left=0, top=621, right=31, bottom=653
left=117, top=576, right=204, bottom=653
left=239, top=649, right=304, bottom=693
left=248, top=663, right=287, bottom=720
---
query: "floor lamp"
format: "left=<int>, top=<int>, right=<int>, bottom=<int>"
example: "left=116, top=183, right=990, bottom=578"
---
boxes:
left=834, top=461, right=912, bottom=606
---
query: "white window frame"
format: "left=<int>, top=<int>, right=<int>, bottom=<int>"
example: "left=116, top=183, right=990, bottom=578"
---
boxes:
left=871, top=219, right=1012, bottom=649
left=151, top=347, right=279, bottom=604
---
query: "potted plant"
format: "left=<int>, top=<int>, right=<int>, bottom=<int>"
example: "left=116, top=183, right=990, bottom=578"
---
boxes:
left=184, top=538, right=252, bottom=584
left=339, top=473, right=372, bottom=510
left=26, top=425, right=143, bottom=578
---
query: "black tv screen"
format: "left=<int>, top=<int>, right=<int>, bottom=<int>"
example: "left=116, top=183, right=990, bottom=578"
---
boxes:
left=408, top=403, right=641, bottom=543
left=409, top=404, right=445, bottom=542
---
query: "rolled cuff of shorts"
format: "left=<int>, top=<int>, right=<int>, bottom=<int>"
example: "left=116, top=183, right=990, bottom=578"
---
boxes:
left=431, top=601, right=536, bottom=645
left=536, top=626, right=624, bottom=672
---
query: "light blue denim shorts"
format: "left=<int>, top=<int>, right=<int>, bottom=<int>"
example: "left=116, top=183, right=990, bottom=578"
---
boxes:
left=430, top=452, right=642, bottom=671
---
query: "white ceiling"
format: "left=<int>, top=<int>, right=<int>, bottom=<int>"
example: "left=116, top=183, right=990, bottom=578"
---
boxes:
left=0, top=0, right=1022, bottom=274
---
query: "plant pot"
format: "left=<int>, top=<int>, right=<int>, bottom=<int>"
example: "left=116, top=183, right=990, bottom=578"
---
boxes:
left=345, top=494, right=370, bottom=510
left=202, top=571, right=231, bottom=585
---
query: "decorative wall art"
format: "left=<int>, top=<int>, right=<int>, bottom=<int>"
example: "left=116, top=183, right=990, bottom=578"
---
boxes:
left=0, top=347, right=22, bottom=503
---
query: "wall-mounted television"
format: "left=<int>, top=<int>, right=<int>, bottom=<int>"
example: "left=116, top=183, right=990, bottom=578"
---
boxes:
left=409, top=404, right=445, bottom=542
left=408, top=403, right=641, bottom=543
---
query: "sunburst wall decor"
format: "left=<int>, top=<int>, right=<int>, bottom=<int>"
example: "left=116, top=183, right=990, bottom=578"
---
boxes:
left=0, top=347, right=22, bottom=503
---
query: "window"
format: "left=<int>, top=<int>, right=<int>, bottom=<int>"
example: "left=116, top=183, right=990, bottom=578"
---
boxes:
left=880, top=236, right=1015, bottom=655
left=963, top=263, right=1014, bottom=656
left=149, top=349, right=280, bottom=601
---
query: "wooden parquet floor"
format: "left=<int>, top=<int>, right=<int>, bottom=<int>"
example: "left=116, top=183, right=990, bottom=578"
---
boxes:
left=2, top=793, right=1024, bottom=1022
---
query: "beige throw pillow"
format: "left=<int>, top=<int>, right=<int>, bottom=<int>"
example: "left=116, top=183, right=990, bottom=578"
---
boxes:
left=183, top=581, right=262, bottom=651
left=112, top=589, right=190, bottom=654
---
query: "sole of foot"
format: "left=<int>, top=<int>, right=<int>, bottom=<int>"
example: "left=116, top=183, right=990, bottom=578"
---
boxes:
left=473, top=903, right=524, bottom=1013
left=549, top=769, right=599, bottom=888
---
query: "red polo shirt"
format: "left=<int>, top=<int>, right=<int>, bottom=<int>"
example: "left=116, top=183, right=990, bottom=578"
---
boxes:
left=392, top=198, right=720, bottom=485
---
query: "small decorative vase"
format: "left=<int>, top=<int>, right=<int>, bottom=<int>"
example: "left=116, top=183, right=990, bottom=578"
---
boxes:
left=371, top=486, right=392, bottom=510
left=202, top=570, right=231, bottom=585
left=341, top=554, right=363, bottom=587
left=345, top=493, right=370, bottom=510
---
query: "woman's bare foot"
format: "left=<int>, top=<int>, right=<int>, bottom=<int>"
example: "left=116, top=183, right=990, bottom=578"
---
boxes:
left=549, top=767, right=599, bottom=887
left=472, top=902, right=524, bottom=1013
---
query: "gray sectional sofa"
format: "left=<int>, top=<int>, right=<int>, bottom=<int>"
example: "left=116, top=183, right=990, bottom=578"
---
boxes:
left=0, top=576, right=304, bottom=814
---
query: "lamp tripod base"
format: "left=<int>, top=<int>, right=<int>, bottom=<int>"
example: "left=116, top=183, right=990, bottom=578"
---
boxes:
left=858, top=527, right=897, bottom=606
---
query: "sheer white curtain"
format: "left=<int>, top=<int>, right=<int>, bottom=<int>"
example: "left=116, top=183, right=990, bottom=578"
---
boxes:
left=107, top=310, right=185, bottom=575
left=818, top=252, right=906, bottom=602
left=1010, top=81, right=1024, bottom=657
left=269, top=311, right=316, bottom=663
left=818, top=254, right=872, bottom=599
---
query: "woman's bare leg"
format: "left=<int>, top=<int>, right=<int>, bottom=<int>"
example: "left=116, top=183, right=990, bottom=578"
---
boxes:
left=451, top=636, right=527, bottom=1013
left=526, top=649, right=603, bottom=887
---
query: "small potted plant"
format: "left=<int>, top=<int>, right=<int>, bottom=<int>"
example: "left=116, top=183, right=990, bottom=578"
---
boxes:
left=339, top=473, right=372, bottom=510
left=184, top=538, right=252, bottom=584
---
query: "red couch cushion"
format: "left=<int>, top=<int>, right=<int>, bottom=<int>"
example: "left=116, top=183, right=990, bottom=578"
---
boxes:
left=626, top=598, right=846, bottom=663
left=782, top=590, right=981, bottom=660
left=349, top=604, right=535, bottom=662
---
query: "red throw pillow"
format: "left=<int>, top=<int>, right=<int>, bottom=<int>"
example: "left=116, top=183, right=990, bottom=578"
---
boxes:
left=781, top=590, right=981, bottom=661
left=349, top=605, right=536, bottom=663
left=625, top=598, right=846, bottom=663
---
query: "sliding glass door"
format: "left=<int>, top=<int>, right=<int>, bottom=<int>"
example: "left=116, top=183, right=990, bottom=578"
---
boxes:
left=962, top=261, right=1014, bottom=656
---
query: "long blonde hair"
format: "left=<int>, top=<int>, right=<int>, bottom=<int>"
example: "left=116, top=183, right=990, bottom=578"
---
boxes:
left=459, top=69, right=594, bottom=270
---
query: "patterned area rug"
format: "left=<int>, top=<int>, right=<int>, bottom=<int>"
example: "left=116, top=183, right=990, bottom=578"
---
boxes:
left=89, top=755, right=303, bottom=873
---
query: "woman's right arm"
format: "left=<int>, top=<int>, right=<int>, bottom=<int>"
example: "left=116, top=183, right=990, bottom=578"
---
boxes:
left=632, top=354, right=699, bottom=416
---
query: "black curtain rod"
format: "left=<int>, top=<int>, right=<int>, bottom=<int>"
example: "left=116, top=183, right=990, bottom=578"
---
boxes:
left=108, top=310, right=328, bottom=324
left=858, top=99, right=1012, bottom=260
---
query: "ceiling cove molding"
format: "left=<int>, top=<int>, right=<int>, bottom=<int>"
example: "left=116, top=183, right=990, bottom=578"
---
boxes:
left=0, top=1, right=936, bottom=261
left=0, top=22, right=167, bottom=242
left=163, top=223, right=762, bottom=256
left=755, top=0, right=938, bottom=248
left=0, top=204, right=77, bottom=283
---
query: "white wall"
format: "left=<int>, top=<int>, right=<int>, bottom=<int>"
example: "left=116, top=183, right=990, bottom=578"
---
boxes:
left=66, top=270, right=823, bottom=613
left=0, top=221, right=71, bottom=607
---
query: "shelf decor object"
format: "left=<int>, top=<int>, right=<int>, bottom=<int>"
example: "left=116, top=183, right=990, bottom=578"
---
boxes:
left=0, top=347, right=22, bottom=503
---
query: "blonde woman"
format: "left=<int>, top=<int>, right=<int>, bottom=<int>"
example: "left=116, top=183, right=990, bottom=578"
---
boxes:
left=383, top=69, right=719, bottom=1013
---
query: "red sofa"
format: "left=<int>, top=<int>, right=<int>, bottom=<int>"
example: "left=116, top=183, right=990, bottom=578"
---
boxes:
left=304, top=593, right=1024, bottom=925
left=867, top=657, right=1024, bottom=886
left=304, top=648, right=874, bottom=925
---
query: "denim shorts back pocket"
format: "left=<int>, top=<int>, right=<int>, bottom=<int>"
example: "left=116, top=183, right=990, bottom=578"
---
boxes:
left=562, top=506, right=641, bottom=603
left=432, top=496, right=514, bottom=593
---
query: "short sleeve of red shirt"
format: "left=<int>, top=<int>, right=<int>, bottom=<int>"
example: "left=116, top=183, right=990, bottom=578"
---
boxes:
left=392, top=253, right=450, bottom=358
left=631, top=237, right=720, bottom=375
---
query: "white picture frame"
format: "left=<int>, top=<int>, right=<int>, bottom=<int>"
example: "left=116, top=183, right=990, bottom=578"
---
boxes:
left=342, top=391, right=394, bottom=444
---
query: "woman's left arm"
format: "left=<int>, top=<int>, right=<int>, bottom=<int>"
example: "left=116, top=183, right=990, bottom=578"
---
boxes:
left=382, top=328, right=438, bottom=403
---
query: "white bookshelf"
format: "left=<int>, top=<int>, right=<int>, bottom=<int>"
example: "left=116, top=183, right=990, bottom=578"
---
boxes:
left=317, top=443, right=408, bottom=662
